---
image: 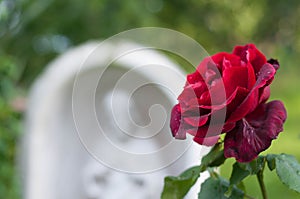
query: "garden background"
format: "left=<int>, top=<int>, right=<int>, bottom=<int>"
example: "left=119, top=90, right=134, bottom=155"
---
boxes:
left=1, top=0, right=300, bottom=198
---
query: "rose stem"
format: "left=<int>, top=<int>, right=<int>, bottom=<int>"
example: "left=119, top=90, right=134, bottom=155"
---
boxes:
left=256, top=170, right=268, bottom=199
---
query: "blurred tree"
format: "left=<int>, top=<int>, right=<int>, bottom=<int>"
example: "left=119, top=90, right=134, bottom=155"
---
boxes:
left=1, top=0, right=299, bottom=85
left=0, top=54, right=22, bottom=199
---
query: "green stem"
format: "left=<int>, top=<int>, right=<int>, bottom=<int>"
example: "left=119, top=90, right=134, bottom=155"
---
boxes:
left=256, top=170, right=268, bottom=199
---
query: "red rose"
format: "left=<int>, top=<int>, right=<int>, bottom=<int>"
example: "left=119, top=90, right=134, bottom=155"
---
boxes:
left=170, top=44, right=287, bottom=162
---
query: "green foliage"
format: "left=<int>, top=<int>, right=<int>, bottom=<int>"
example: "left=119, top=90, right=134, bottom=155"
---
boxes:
left=2, top=0, right=300, bottom=85
left=163, top=152, right=300, bottom=199
left=237, top=156, right=266, bottom=175
left=275, top=154, right=300, bottom=193
left=161, top=166, right=202, bottom=199
left=198, top=176, right=244, bottom=199
left=201, top=143, right=226, bottom=167
left=265, top=154, right=277, bottom=171
left=229, top=163, right=250, bottom=185
left=228, top=156, right=266, bottom=197
left=161, top=142, right=226, bottom=198
left=228, top=154, right=300, bottom=198
left=0, top=55, right=21, bottom=199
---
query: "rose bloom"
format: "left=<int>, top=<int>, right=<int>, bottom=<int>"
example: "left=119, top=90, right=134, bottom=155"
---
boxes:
left=170, top=44, right=287, bottom=162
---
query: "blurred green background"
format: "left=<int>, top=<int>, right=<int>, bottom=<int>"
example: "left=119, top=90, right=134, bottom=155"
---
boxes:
left=1, top=0, right=300, bottom=198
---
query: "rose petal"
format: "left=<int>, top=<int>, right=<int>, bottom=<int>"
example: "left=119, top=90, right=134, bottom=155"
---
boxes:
left=259, top=85, right=270, bottom=104
left=187, top=125, right=223, bottom=138
left=225, top=87, right=249, bottom=119
left=233, top=44, right=267, bottom=73
left=211, top=52, right=241, bottom=71
left=267, top=58, right=280, bottom=70
left=208, top=78, right=227, bottom=105
left=193, top=136, right=220, bottom=146
left=197, top=57, right=219, bottom=79
left=178, top=81, right=207, bottom=103
left=246, top=62, right=256, bottom=89
left=248, top=47, right=267, bottom=73
left=193, top=87, right=247, bottom=137
left=227, top=63, right=276, bottom=123
left=170, top=104, right=181, bottom=136
left=186, top=70, right=203, bottom=85
left=180, top=98, right=210, bottom=117
left=183, top=115, right=209, bottom=127
left=224, top=100, right=287, bottom=162
left=199, top=90, right=211, bottom=105
left=187, top=121, right=235, bottom=138
left=170, top=104, right=186, bottom=139
left=223, top=66, right=249, bottom=96
left=181, top=86, right=249, bottom=133
left=199, top=86, right=249, bottom=112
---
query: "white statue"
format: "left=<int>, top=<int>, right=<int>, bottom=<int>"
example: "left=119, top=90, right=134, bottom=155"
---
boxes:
left=22, top=40, right=209, bottom=199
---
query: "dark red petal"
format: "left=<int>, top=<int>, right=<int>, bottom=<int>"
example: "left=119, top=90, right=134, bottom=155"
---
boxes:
left=223, top=122, right=236, bottom=132
left=188, top=123, right=223, bottom=138
left=197, top=57, right=218, bottom=76
left=184, top=78, right=227, bottom=110
left=211, top=52, right=242, bottom=71
left=187, top=121, right=236, bottom=139
left=267, top=58, right=280, bottom=70
left=249, top=47, right=267, bottom=73
left=232, top=45, right=246, bottom=60
left=170, top=104, right=185, bottom=139
left=211, top=52, right=231, bottom=67
left=259, top=85, right=270, bottom=104
left=183, top=86, right=248, bottom=136
left=233, top=44, right=267, bottom=73
left=198, top=86, right=248, bottom=113
left=246, top=62, right=256, bottom=89
left=193, top=136, right=220, bottom=146
left=187, top=125, right=217, bottom=138
left=225, top=87, right=249, bottom=119
left=177, top=87, right=195, bottom=105
left=227, top=63, right=276, bottom=123
left=224, top=100, right=287, bottom=162
left=192, top=82, right=208, bottom=95
left=178, top=81, right=207, bottom=104
left=181, top=99, right=210, bottom=117
left=183, top=115, right=209, bottom=127
left=197, top=57, right=223, bottom=86
left=223, top=66, right=248, bottom=96
left=208, top=78, right=227, bottom=105
left=170, top=104, right=181, bottom=136
left=186, top=70, right=203, bottom=85
left=186, top=114, right=236, bottom=141
left=199, top=90, right=211, bottom=105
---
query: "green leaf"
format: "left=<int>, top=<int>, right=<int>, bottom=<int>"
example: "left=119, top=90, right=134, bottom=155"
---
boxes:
left=275, top=154, right=300, bottom=193
left=198, top=176, right=244, bottom=199
left=224, top=185, right=234, bottom=198
left=226, top=156, right=266, bottom=198
left=161, top=143, right=226, bottom=199
left=236, top=181, right=246, bottom=193
left=266, top=154, right=277, bottom=171
left=201, top=143, right=226, bottom=167
left=224, top=182, right=246, bottom=198
left=161, top=166, right=202, bottom=199
left=237, top=156, right=265, bottom=175
left=229, top=162, right=250, bottom=185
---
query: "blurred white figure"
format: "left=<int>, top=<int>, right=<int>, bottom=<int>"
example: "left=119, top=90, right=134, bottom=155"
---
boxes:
left=22, top=41, right=209, bottom=199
